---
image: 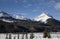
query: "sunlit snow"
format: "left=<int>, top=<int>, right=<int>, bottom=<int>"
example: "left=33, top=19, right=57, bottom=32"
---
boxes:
left=0, top=32, right=60, bottom=39
left=34, top=12, right=52, bottom=23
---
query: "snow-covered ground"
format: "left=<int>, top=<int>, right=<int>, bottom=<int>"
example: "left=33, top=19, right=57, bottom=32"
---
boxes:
left=0, top=32, right=60, bottom=39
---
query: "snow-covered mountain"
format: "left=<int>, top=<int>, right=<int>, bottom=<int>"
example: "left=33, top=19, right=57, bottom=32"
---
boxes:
left=0, top=11, right=11, bottom=17
left=0, top=11, right=15, bottom=22
left=0, top=11, right=30, bottom=22
left=12, top=14, right=28, bottom=20
left=34, top=12, right=53, bottom=23
left=0, top=11, right=54, bottom=23
left=0, top=11, right=60, bottom=32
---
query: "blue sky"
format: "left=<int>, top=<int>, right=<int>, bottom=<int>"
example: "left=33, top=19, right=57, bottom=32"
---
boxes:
left=0, top=0, right=60, bottom=20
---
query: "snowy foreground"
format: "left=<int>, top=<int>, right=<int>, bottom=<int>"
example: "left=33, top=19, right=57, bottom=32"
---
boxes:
left=0, top=32, right=60, bottom=39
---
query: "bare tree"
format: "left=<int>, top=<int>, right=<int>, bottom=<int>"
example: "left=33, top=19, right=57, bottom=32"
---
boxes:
left=9, top=33, right=11, bottom=39
left=17, top=33, right=19, bottom=39
left=5, top=33, right=8, bottom=39
left=43, top=28, right=51, bottom=38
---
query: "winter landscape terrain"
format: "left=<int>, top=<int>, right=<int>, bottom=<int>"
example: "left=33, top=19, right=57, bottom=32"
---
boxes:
left=1, top=32, right=60, bottom=39
left=0, top=11, right=60, bottom=39
left=0, top=0, right=60, bottom=39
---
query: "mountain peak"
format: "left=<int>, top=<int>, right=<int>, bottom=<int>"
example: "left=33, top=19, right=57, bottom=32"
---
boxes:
left=39, top=12, right=48, bottom=17
left=0, top=11, right=15, bottom=22
left=34, top=12, right=53, bottom=23
left=12, top=14, right=27, bottom=20
left=0, top=11, right=9, bottom=17
left=0, top=11, right=7, bottom=14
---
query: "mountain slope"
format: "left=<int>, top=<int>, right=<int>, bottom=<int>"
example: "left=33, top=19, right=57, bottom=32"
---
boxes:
left=46, top=18, right=60, bottom=26
left=12, top=14, right=28, bottom=20
left=0, top=11, right=60, bottom=32
left=0, top=11, right=16, bottom=22
left=34, top=12, right=53, bottom=23
left=0, top=11, right=30, bottom=22
left=0, top=11, right=10, bottom=17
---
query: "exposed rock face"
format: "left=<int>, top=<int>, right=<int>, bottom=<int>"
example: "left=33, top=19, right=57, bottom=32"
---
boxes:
left=0, top=11, right=60, bottom=33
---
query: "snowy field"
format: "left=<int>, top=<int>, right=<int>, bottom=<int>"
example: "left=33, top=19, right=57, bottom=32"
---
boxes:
left=0, top=32, right=60, bottom=39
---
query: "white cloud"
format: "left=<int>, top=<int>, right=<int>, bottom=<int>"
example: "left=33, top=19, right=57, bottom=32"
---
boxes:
left=23, top=0, right=27, bottom=3
left=33, top=9, right=37, bottom=11
left=13, top=0, right=19, bottom=3
left=19, top=13, right=26, bottom=15
left=23, top=4, right=32, bottom=8
left=27, top=4, right=32, bottom=7
left=54, top=2, right=60, bottom=9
